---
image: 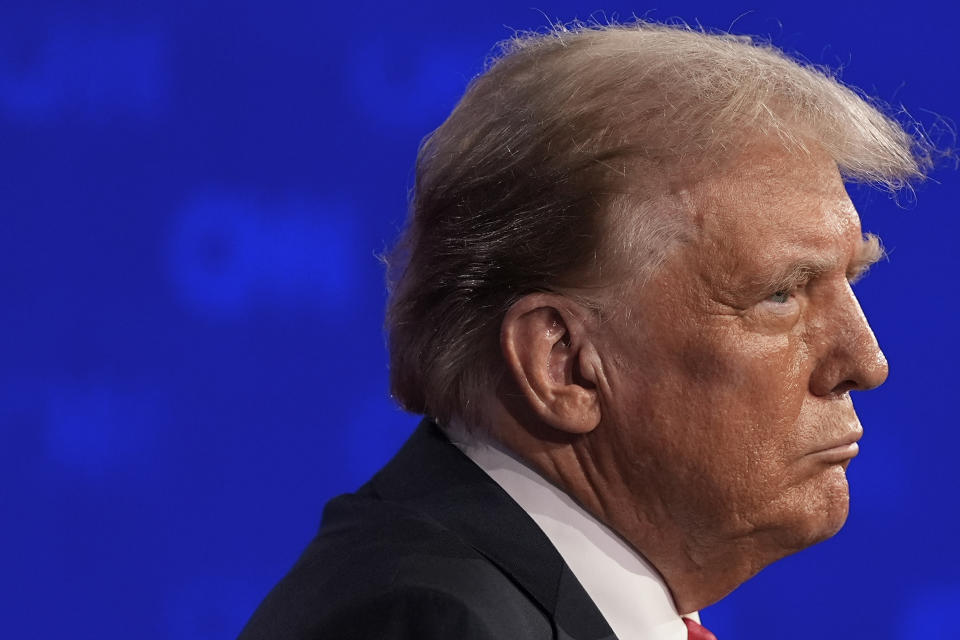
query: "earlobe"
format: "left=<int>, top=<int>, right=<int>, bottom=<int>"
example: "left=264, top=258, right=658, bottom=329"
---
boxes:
left=501, top=294, right=602, bottom=435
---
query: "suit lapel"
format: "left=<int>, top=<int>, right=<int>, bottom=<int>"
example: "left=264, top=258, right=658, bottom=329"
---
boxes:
left=369, top=419, right=616, bottom=640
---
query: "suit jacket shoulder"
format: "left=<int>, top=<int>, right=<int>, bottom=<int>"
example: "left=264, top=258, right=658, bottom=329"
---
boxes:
left=238, top=420, right=615, bottom=640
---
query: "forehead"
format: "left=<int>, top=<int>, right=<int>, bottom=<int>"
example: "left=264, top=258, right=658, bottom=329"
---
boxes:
left=685, top=144, right=861, bottom=269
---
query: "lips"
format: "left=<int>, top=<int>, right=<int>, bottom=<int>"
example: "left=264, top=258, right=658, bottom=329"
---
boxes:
left=810, top=428, right=863, bottom=462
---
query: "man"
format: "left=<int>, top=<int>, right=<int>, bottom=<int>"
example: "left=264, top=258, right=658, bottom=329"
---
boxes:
left=239, top=21, right=930, bottom=639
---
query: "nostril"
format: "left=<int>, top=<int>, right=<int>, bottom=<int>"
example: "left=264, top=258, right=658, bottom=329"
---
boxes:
left=832, top=380, right=857, bottom=395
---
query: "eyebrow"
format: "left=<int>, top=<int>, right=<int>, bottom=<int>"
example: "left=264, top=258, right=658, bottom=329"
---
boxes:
left=755, top=233, right=886, bottom=294
left=847, top=232, right=886, bottom=284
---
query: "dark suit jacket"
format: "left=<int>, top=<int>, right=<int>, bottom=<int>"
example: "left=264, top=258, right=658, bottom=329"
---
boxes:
left=237, top=419, right=616, bottom=639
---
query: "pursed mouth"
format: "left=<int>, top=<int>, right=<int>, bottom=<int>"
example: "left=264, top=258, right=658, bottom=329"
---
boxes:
left=813, top=440, right=859, bottom=459
left=809, top=430, right=862, bottom=462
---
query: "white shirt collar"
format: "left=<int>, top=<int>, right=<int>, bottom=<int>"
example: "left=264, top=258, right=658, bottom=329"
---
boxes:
left=447, top=428, right=699, bottom=640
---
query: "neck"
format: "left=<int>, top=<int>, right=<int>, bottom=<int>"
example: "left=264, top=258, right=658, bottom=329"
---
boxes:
left=486, top=414, right=783, bottom=614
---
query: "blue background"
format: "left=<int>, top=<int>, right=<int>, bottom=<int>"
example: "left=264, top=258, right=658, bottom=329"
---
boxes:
left=3, top=2, right=958, bottom=638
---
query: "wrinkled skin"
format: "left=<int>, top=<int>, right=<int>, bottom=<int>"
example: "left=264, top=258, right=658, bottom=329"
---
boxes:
left=575, top=142, right=888, bottom=608
left=495, top=142, right=890, bottom=611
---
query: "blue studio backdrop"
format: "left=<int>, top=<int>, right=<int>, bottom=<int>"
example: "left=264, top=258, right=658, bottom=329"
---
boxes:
left=3, top=2, right=958, bottom=639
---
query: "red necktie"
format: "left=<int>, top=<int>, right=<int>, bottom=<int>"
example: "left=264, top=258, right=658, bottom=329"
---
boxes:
left=683, top=617, right=718, bottom=640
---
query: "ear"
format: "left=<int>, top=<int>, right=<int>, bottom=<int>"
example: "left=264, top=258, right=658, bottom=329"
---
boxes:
left=501, top=294, right=602, bottom=435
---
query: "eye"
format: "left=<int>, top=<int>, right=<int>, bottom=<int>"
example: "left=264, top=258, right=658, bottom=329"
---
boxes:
left=768, top=290, right=792, bottom=304
left=757, top=286, right=801, bottom=318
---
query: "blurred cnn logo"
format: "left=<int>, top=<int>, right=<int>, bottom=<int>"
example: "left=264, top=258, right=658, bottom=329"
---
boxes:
left=166, top=192, right=358, bottom=318
left=0, top=20, right=168, bottom=122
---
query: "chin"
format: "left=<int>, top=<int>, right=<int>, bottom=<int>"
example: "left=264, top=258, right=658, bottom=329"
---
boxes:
left=768, top=466, right=852, bottom=553
left=814, top=466, right=853, bottom=537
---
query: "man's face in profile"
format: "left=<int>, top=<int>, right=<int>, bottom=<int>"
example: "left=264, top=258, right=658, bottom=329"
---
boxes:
left=594, top=142, right=889, bottom=554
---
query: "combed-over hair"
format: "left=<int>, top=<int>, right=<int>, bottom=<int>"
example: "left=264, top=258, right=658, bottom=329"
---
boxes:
left=384, top=20, right=931, bottom=428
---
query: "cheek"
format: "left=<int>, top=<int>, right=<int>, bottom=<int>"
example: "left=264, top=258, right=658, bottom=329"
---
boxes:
left=669, top=335, right=819, bottom=526
left=679, top=332, right=807, bottom=416
left=661, top=331, right=815, bottom=486
left=604, top=325, right=811, bottom=480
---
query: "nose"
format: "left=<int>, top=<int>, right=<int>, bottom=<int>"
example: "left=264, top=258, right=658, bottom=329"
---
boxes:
left=809, top=282, right=889, bottom=397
